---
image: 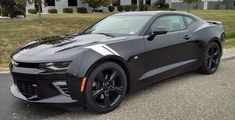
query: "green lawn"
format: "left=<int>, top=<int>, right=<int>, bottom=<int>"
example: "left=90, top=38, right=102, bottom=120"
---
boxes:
left=0, top=10, right=235, bottom=66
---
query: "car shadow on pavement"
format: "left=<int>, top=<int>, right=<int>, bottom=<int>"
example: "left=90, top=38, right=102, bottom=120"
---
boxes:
left=8, top=100, right=68, bottom=119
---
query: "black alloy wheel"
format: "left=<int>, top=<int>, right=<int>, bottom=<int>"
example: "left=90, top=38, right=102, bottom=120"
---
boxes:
left=201, top=42, right=221, bottom=74
left=85, top=62, right=127, bottom=113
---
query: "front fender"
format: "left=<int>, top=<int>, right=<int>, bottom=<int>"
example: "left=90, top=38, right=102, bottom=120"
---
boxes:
left=77, top=49, right=128, bottom=78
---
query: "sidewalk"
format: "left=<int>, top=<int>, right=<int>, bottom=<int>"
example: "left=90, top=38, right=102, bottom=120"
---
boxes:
left=1, top=47, right=235, bottom=73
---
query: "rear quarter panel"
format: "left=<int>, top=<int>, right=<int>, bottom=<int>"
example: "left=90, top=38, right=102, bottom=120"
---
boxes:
left=189, top=20, right=224, bottom=45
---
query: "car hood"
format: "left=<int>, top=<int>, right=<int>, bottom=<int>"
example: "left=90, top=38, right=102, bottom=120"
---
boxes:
left=12, top=33, right=128, bottom=62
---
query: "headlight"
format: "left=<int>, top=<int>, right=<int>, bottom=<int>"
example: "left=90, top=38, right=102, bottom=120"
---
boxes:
left=11, top=60, right=19, bottom=66
left=39, top=61, right=72, bottom=71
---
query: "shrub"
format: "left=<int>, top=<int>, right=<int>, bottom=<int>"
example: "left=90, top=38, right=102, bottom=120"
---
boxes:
left=48, top=8, right=57, bottom=14
left=108, top=6, right=115, bottom=12
left=28, top=9, right=37, bottom=14
left=123, top=5, right=131, bottom=11
left=139, top=4, right=149, bottom=11
left=63, top=8, right=73, bottom=13
left=131, top=4, right=138, bottom=11
left=117, top=6, right=123, bottom=12
left=15, top=9, right=25, bottom=15
left=1, top=9, right=9, bottom=16
left=139, top=4, right=144, bottom=11
left=77, top=7, right=87, bottom=13
left=164, top=3, right=170, bottom=9
left=96, top=9, right=103, bottom=12
left=0, top=8, right=2, bottom=15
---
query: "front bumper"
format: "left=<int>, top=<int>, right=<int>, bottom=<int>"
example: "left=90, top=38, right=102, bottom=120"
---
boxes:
left=10, top=83, right=77, bottom=103
left=10, top=65, right=85, bottom=107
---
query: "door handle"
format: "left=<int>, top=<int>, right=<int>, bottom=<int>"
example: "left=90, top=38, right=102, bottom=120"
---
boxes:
left=183, top=35, right=191, bottom=40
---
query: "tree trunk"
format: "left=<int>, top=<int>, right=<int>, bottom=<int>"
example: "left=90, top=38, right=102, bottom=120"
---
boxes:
left=38, top=0, right=42, bottom=23
left=187, top=2, right=190, bottom=13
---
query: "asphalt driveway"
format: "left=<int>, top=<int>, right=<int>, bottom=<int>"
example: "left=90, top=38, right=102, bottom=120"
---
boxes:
left=0, top=58, right=234, bottom=120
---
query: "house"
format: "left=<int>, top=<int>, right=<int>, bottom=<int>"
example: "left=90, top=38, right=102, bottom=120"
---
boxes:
left=26, top=0, right=83, bottom=13
left=120, top=0, right=168, bottom=6
left=26, top=0, right=173, bottom=13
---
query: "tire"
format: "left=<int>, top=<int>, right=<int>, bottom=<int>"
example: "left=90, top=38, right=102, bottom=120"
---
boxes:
left=200, top=42, right=221, bottom=74
left=85, top=62, right=127, bottom=113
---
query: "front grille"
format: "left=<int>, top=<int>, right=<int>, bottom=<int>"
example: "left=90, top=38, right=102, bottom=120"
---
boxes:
left=17, top=62, right=39, bottom=68
left=15, top=80, right=45, bottom=100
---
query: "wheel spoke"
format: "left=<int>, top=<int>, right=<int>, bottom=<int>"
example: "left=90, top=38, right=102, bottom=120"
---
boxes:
left=95, top=81, right=101, bottom=90
left=96, top=72, right=106, bottom=83
left=208, top=60, right=213, bottom=70
left=211, top=46, right=215, bottom=53
left=110, top=87, right=122, bottom=94
left=92, top=89, right=103, bottom=100
left=108, top=71, right=118, bottom=83
left=213, top=51, right=219, bottom=56
left=104, top=92, right=111, bottom=107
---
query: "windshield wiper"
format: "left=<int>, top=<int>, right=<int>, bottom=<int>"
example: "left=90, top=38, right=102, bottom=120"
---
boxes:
left=96, top=33, right=115, bottom=37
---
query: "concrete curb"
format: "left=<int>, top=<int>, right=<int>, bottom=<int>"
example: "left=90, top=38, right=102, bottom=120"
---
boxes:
left=0, top=71, right=10, bottom=74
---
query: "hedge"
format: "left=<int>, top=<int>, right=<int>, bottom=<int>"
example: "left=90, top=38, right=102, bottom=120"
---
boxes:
left=131, top=4, right=138, bottom=11
left=48, top=8, right=58, bottom=14
left=28, top=9, right=37, bottom=14
left=108, top=6, right=115, bottom=12
left=63, top=8, right=73, bottom=13
left=1, top=9, right=9, bottom=16
left=139, top=4, right=149, bottom=11
left=117, top=6, right=123, bottom=12
left=77, top=7, right=87, bottom=13
left=15, top=9, right=25, bottom=16
left=123, top=5, right=131, bottom=11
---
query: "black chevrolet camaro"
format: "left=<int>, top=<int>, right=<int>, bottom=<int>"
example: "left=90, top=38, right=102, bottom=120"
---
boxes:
left=10, top=11, right=225, bottom=113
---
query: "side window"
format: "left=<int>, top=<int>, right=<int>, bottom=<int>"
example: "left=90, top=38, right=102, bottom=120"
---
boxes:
left=184, top=16, right=195, bottom=26
left=151, top=15, right=185, bottom=32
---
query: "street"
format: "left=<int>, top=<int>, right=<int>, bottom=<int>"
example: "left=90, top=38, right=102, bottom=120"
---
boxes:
left=0, top=58, right=234, bottom=120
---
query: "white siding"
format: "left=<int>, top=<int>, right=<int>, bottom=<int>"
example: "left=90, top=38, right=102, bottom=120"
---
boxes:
left=120, top=0, right=131, bottom=5
left=26, top=2, right=35, bottom=13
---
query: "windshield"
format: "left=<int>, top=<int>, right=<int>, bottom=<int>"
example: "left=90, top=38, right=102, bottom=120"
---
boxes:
left=84, top=15, right=152, bottom=36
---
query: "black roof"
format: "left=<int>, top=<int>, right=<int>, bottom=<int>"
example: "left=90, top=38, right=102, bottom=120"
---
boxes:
left=114, top=11, right=201, bottom=20
left=115, top=11, right=193, bottom=16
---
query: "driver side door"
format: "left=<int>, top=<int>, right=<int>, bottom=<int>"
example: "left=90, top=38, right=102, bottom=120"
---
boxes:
left=141, top=15, right=201, bottom=83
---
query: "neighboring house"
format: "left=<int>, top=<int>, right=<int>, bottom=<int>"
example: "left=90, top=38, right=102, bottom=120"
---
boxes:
left=171, top=0, right=235, bottom=10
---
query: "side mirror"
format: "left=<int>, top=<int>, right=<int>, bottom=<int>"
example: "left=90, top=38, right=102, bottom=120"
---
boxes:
left=147, top=26, right=168, bottom=41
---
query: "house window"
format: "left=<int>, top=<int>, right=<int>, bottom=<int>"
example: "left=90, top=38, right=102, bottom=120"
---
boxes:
left=45, top=0, right=55, bottom=6
left=132, top=0, right=137, bottom=4
left=68, top=0, right=77, bottom=6
left=146, top=0, right=151, bottom=5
